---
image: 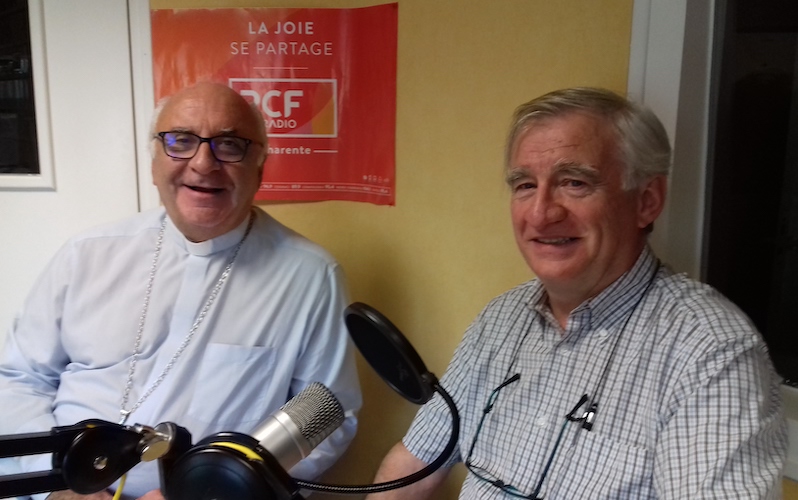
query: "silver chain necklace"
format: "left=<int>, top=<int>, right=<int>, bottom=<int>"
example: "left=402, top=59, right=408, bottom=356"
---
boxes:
left=119, top=211, right=255, bottom=425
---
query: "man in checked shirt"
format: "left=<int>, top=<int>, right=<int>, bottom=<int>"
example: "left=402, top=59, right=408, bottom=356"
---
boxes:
left=367, top=87, right=787, bottom=499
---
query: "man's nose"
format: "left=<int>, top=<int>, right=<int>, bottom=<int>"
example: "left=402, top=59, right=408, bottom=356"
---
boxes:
left=189, top=142, right=221, bottom=173
left=527, top=189, right=567, bottom=226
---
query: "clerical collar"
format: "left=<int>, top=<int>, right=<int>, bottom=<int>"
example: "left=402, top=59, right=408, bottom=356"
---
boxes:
left=163, top=211, right=256, bottom=257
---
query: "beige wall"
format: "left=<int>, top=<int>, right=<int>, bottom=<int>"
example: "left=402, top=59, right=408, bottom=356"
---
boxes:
left=150, top=1, right=633, bottom=497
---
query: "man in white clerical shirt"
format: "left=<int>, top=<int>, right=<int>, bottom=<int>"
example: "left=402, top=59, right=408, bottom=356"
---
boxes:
left=0, top=82, right=362, bottom=500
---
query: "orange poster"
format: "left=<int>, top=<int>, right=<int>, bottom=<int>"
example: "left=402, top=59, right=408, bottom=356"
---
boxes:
left=151, top=5, right=398, bottom=205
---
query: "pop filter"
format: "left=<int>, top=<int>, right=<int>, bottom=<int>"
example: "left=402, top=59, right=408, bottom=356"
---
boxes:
left=343, top=302, right=435, bottom=405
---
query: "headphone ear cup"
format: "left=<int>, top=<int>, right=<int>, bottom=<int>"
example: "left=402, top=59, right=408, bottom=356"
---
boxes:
left=163, top=432, right=297, bottom=500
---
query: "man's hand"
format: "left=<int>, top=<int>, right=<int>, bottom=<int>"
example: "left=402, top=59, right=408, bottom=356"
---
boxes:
left=46, top=491, right=112, bottom=500
left=136, top=490, right=165, bottom=500
left=46, top=489, right=164, bottom=500
left=365, top=442, right=449, bottom=499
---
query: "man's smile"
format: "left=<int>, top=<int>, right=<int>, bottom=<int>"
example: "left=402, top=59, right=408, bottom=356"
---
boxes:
left=533, top=237, right=577, bottom=245
left=184, top=184, right=224, bottom=194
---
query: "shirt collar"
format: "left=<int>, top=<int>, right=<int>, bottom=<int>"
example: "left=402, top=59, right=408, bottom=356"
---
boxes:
left=583, top=246, right=660, bottom=329
left=530, top=246, right=661, bottom=331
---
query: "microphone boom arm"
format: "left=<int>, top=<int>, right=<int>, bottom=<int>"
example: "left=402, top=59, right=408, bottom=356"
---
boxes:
left=0, top=420, right=152, bottom=498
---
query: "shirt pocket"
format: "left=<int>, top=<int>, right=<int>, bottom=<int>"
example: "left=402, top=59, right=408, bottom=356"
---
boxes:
left=552, top=430, right=655, bottom=498
left=186, top=343, right=277, bottom=428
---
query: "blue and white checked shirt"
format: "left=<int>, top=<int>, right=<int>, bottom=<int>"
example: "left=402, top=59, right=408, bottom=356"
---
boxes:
left=404, top=247, right=787, bottom=499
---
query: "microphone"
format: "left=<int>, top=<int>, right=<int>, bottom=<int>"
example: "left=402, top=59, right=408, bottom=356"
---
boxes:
left=160, top=382, right=344, bottom=500
left=161, top=302, right=456, bottom=498
left=251, top=382, right=345, bottom=471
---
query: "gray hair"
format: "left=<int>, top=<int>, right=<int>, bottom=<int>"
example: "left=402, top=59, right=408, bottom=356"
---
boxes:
left=505, top=87, right=671, bottom=189
left=149, top=90, right=268, bottom=165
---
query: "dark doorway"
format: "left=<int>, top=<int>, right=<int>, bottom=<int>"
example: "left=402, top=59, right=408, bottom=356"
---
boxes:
left=704, top=0, right=798, bottom=382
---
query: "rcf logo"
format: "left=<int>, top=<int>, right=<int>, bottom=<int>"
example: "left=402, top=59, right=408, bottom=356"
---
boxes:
left=230, top=78, right=338, bottom=138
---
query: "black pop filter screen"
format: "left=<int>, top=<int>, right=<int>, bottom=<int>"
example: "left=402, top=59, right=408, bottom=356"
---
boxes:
left=344, top=303, right=434, bottom=405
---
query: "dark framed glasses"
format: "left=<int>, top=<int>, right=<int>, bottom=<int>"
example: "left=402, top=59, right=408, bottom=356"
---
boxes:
left=464, top=374, right=592, bottom=499
left=156, top=131, right=253, bottom=163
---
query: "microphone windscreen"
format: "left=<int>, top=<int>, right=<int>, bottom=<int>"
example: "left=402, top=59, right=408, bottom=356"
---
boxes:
left=250, top=382, right=345, bottom=471
left=280, top=382, right=345, bottom=449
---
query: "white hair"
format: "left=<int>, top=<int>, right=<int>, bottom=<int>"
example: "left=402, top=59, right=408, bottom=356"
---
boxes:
left=506, top=87, right=671, bottom=189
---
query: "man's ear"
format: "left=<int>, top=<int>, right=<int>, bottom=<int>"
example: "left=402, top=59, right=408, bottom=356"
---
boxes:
left=637, top=175, right=667, bottom=230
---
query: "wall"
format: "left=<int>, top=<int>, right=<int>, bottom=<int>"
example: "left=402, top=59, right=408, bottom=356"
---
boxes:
left=148, top=0, right=633, bottom=497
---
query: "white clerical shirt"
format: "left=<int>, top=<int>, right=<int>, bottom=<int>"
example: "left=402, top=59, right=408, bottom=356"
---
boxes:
left=0, top=206, right=361, bottom=499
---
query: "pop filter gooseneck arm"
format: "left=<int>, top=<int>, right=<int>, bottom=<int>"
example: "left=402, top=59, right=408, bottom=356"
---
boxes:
left=295, top=380, right=459, bottom=494
left=294, top=303, right=460, bottom=495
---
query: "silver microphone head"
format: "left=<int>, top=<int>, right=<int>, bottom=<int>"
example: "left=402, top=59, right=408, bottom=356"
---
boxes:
left=280, top=382, right=345, bottom=448
left=251, top=382, right=345, bottom=471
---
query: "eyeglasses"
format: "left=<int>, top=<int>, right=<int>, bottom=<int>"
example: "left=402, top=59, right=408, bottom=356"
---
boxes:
left=464, top=374, right=591, bottom=499
left=156, top=131, right=253, bottom=163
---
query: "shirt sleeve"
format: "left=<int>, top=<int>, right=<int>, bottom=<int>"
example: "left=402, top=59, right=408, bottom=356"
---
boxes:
left=402, top=308, right=489, bottom=468
left=653, top=317, right=787, bottom=499
left=0, top=243, right=75, bottom=491
left=285, top=263, right=362, bottom=480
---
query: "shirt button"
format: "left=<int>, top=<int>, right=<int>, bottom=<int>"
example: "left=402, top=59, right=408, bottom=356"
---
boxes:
left=597, top=328, right=610, bottom=340
left=535, top=416, right=547, bottom=428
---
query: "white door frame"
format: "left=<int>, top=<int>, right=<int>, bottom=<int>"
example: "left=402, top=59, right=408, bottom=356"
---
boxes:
left=129, top=0, right=160, bottom=211
left=627, top=0, right=712, bottom=280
